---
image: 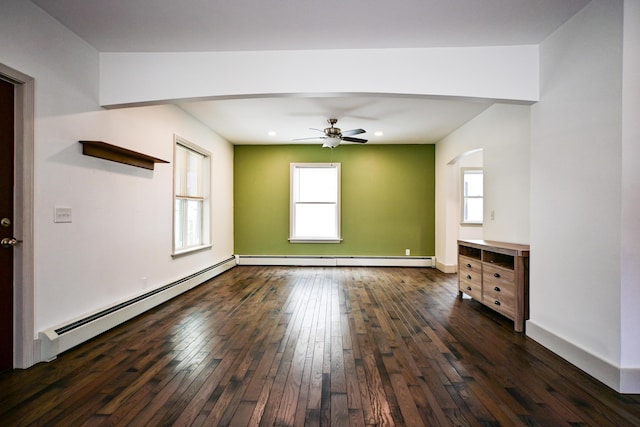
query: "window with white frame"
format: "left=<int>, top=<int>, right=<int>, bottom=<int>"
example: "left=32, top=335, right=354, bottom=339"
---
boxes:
left=173, top=137, right=211, bottom=254
left=290, top=163, right=341, bottom=242
left=462, top=168, right=483, bottom=224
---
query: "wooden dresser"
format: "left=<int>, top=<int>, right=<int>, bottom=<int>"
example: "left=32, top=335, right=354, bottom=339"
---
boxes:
left=458, top=240, right=530, bottom=332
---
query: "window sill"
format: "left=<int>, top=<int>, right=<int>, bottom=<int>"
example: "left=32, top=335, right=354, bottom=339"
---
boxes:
left=171, top=244, right=212, bottom=258
left=289, top=238, right=343, bottom=244
left=460, top=222, right=483, bottom=227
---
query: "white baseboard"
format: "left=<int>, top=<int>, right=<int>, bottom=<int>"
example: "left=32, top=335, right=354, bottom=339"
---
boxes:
left=38, top=257, right=236, bottom=362
left=621, top=368, right=640, bottom=394
left=527, top=320, right=640, bottom=394
left=436, top=260, right=457, bottom=273
left=236, top=255, right=435, bottom=268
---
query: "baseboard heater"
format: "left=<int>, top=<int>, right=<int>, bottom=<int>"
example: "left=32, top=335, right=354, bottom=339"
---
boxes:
left=236, top=255, right=435, bottom=268
left=38, top=256, right=236, bottom=362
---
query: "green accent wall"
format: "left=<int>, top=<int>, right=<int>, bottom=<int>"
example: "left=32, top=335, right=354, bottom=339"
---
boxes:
left=234, top=144, right=435, bottom=256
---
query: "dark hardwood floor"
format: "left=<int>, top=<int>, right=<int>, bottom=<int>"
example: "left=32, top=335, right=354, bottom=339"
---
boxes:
left=1, top=266, right=639, bottom=426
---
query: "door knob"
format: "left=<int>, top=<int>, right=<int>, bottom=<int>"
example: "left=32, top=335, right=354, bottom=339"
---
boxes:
left=1, top=237, right=21, bottom=248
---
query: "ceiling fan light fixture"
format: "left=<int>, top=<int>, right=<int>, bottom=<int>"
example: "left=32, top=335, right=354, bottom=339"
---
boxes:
left=322, top=137, right=341, bottom=149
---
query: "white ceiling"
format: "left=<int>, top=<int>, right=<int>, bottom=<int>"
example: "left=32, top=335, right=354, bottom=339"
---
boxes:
left=177, top=95, right=493, bottom=145
left=31, top=0, right=590, bottom=52
left=31, top=0, right=590, bottom=145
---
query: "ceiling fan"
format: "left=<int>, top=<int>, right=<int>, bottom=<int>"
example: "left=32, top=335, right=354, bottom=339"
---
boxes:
left=294, top=118, right=368, bottom=148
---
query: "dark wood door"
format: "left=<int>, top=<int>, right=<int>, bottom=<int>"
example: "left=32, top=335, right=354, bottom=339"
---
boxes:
left=0, top=78, right=15, bottom=371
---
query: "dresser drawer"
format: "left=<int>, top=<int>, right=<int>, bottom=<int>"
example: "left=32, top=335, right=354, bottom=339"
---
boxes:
left=459, top=277, right=482, bottom=301
left=483, top=263, right=514, bottom=284
left=459, top=269, right=481, bottom=285
left=482, top=264, right=515, bottom=318
left=459, top=255, right=482, bottom=274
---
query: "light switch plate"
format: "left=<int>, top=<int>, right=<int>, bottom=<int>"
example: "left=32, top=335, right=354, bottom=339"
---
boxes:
left=54, top=207, right=72, bottom=223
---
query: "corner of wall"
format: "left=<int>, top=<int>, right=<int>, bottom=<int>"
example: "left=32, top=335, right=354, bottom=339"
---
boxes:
left=526, top=321, right=640, bottom=393
left=436, top=260, right=457, bottom=274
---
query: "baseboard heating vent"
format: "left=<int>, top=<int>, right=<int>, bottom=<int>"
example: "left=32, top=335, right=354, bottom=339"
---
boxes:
left=236, top=255, right=435, bottom=268
left=39, top=256, right=236, bottom=362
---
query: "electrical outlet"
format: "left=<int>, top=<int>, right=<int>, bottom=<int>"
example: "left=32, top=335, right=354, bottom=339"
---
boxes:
left=405, top=249, right=410, bottom=256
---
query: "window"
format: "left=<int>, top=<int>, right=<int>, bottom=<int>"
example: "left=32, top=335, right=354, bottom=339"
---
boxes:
left=290, top=163, right=341, bottom=242
left=173, top=137, right=211, bottom=255
left=462, top=168, right=483, bottom=224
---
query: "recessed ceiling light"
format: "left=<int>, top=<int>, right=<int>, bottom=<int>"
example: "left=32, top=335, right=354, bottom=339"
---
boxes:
left=374, top=131, right=384, bottom=137
left=267, top=131, right=277, bottom=136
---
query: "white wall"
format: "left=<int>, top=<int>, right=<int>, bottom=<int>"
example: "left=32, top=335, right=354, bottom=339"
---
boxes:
left=1, top=0, right=234, bottom=342
left=99, top=46, right=539, bottom=107
left=528, top=0, right=637, bottom=392
left=36, top=106, right=234, bottom=332
left=435, top=104, right=531, bottom=272
left=620, top=0, right=640, bottom=389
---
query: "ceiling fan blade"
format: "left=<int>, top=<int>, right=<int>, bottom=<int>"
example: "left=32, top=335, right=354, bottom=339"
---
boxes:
left=341, top=136, right=368, bottom=143
left=310, top=128, right=326, bottom=133
left=292, top=136, right=327, bottom=141
left=341, top=128, right=366, bottom=136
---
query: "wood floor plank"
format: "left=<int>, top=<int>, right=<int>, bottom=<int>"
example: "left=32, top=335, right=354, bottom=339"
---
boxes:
left=331, top=392, right=350, bottom=427
left=247, top=350, right=282, bottom=426
left=0, top=266, right=638, bottom=426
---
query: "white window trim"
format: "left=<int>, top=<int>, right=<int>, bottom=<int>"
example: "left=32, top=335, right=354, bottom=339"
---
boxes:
left=461, top=167, right=483, bottom=226
left=172, top=135, right=212, bottom=257
left=289, top=162, right=342, bottom=243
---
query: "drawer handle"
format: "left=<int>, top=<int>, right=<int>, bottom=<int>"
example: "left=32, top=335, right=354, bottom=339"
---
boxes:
left=466, top=263, right=471, bottom=268
left=494, top=273, right=501, bottom=278
left=494, top=286, right=501, bottom=292
left=466, top=286, right=472, bottom=291
left=466, top=275, right=472, bottom=280
left=494, top=300, right=501, bottom=306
